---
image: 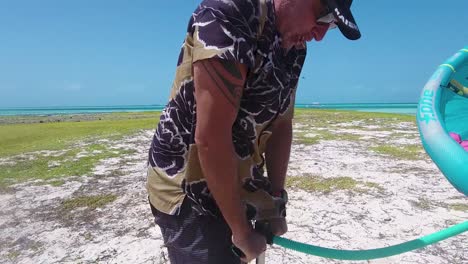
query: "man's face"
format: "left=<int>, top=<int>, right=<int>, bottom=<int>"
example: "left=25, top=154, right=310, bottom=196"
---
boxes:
left=276, top=0, right=332, bottom=49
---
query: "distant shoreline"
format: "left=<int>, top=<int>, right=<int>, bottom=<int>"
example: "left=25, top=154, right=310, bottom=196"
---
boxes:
left=0, top=103, right=417, bottom=116
left=0, top=112, right=160, bottom=125
left=0, top=109, right=416, bottom=126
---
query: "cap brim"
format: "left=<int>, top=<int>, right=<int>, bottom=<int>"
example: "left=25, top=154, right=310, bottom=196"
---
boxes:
left=324, top=0, right=361, bottom=40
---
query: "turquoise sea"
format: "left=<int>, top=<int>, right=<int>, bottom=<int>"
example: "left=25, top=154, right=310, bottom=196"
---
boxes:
left=296, top=103, right=417, bottom=115
left=0, top=105, right=166, bottom=116
left=0, top=103, right=417, bottom=116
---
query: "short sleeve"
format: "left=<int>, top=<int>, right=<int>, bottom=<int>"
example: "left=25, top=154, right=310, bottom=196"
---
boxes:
left=191, top=0, right=260, bottom=68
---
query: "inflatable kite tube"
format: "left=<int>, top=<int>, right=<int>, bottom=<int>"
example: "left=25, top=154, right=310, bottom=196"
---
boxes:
left=417, top=46, right=468, bottom=196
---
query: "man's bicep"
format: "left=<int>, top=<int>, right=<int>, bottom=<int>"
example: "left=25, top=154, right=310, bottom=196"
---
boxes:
left=193, top=59, right=248, bottom=125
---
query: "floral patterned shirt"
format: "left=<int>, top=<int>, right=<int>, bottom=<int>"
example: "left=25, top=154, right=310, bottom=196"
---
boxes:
left=147, top=0, right=306, bottom=216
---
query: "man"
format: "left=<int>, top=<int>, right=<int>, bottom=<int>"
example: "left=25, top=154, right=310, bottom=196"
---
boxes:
left=147, top=0, right=361, bottom=263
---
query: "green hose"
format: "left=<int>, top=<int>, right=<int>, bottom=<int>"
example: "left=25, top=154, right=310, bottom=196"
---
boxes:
left=272, top=221, right=468, bottom=260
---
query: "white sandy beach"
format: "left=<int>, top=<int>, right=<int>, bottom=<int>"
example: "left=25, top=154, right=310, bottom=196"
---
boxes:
left=0, top=117, right=467, bottom=264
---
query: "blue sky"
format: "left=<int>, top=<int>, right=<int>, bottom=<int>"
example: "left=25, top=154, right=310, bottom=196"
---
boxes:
left=0, top=0, right=467, bottom=107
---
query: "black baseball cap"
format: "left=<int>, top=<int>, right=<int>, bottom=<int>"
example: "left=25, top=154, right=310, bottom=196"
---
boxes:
left=322, top=0, right=361, bottom=40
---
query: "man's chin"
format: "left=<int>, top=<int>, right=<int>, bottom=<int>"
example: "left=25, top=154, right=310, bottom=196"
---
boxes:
left=281, top=40, right=306, bottom=50
left=281, top=39, right=297, bottom=49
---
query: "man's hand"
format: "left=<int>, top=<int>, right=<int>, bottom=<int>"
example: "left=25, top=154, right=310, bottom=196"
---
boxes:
left=232, top=229, right=267, bottom=263
left=269, top=217, right=288, bottom=236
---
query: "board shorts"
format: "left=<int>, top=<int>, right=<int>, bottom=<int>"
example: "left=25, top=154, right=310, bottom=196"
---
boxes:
left=150, top=198, right=241, bottom=264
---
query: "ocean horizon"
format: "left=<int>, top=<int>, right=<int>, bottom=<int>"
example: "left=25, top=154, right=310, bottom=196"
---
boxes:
left=0, top=103, right=418, bottom=116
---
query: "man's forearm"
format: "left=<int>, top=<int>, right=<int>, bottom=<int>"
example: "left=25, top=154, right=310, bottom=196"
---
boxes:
left=265, top=119, right=292, bottom=193
left=196, top=134, right=251, bottom=237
